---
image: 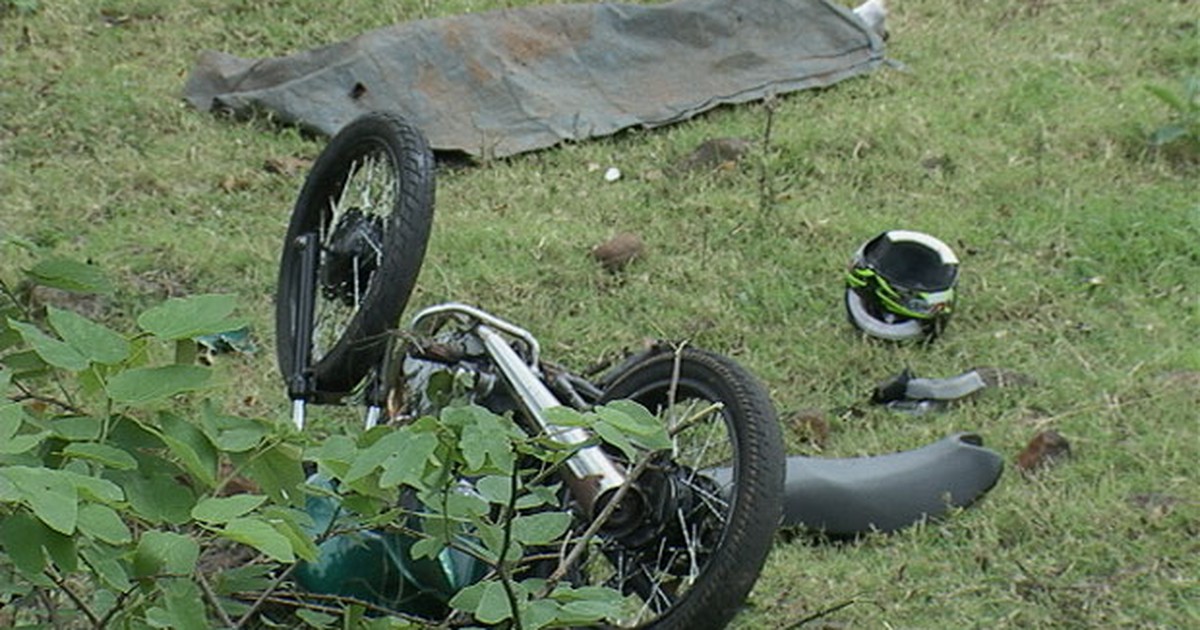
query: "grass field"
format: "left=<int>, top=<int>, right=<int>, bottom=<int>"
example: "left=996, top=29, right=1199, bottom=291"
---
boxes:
left=2, top=0, right=1197, bottom=627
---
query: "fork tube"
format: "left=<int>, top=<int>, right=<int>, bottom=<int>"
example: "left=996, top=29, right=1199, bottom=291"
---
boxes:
left=475, top=325, right=627, bottom=513
left=288, top=233, right=320, bottom=430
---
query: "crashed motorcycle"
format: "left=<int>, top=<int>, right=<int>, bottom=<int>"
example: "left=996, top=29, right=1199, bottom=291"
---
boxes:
left=274, top=112, right=1002, bottom=628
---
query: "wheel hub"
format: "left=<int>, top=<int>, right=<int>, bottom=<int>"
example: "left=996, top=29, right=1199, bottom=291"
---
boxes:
left=320, top=208, right=384, bottom=306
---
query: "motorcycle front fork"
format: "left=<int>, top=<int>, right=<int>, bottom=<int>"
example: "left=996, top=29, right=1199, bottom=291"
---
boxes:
left=409, top=303, right=629, bottom=518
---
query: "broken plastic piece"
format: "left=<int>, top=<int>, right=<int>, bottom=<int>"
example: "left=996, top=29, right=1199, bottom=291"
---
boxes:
left=195, top=326, right=258, bottom=356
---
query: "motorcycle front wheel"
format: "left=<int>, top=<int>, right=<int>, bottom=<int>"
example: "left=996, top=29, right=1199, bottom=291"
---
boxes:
left=275, top=111, right=435, bottom=399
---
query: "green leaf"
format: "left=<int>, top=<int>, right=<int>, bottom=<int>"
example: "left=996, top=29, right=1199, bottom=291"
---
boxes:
left=0, top=403, right=25, bottom=440
left=48, top=415, right=102, bottom=440
left=161, top=578, right=210, bottom=630
left=295, top=608, right=338, bottom=628
left=596, top=400, right=665, bottom=437
left=0, top=430, right=47, bottom=455
left=62, top=442, right=139, bottom=470
left=43, top=527, right=78, bottom=573
left=521, top=598, right=559, bottom=630
left=200, top=402, right=272, bottom=452
left=114, top=471, right=195, bottom=524
left=1, top=349, right=51, bottom=378
left=0, top=512, right=48, bottom=575
left=145, top=606, right=174, bottom=628
left=0, top=403, right=46, bottom=455
left=134, top=530, right=199, bottom=577
left=378, top=431, right=439, bottom=488
left=550, top=585, right=624, bottom=623
left=192, top=494, right=267, bottom=524
left=557, top=598, right=622, bottom=624
left=1, top=466, right=79, bottom=534
left=544, top=406, right=589, bottom=427
left=237, top=443, right=305, bottom=507
left=448, top=580, right=489, bottom=613
left=0, top=472, right=18, bottom=502
left=475, top=475, right=513, bottom=505
left=157, top=412, right=218, bottom=488
left=445, top=491, right=489, bottom=519
left=308, top=434, right=357, bottom=478
left=47, top=306, right=130, bottom=365
left=137, top=294, right=244, bottom=341
left=475, top=580, right=516, bottom=624
left=107, top=365, right=212, bottom=404
left=212, top=563, right=273, bottom=593
left=516, top=484, right=559, bottom=510
left=80, top=544, right=132, bottom=590
left=62, top=470, right=125, bottom=505
left=25, top=258, right=113, bottom=294
left=511, top=511, right=572, bottom=545
left=211, top=427, right=267, bottom=452
left=77, top=503, right=133, bottom=544
left=460, top=410, right=514, bottom=474
left=220, top=517, right=295, bottom=563
left=409, top=535, right=444, bottom=561
left=269, top=516, right=319, bottom=563
left=592, top=420, right=637, bottom=461
left=344, top=430, right=408, bottom=483
left=7, top=318, right=89, bottom=370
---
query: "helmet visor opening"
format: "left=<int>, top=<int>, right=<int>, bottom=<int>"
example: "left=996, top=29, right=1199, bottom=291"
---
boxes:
left=865, top=239, right=958, bottom=291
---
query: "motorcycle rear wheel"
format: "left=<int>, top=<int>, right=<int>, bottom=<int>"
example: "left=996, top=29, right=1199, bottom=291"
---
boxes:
left=583, top=346, right=785, bottom=630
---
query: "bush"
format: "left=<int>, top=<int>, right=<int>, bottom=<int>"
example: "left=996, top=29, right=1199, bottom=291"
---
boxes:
left=0, top=245, right=658, bottom=628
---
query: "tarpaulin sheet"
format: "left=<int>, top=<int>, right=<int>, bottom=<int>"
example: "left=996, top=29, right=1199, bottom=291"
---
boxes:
left=183, top=0, right=884, bottom=158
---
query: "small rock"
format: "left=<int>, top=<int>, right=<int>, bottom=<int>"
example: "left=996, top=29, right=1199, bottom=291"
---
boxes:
left=263, top=155, right=311, bottom=176
left=671, top=137, right=754, bottom=174
left=219, top=174, right=253, bottom=193
left=920, top=153, right=956, bottom=175
left=640, top=168, right=666, bottom=181
left=1126, top=492, right=1185, bottom=521
left=786, top=408, right=830, bottom=447
left=590, top=232, right=644, bottom=272
left=1015, top=430, right=1071, bottom=474
left=603, top=166, right=622, bottom=182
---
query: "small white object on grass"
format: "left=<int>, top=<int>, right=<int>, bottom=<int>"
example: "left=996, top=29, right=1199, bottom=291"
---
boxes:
left=853, top=0, right=887, bottom=39
left=604, top=166, right=622, bottom=182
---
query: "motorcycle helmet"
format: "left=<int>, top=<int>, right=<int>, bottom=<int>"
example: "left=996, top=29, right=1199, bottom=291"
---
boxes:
left=845, top=230, right=959, bottom=341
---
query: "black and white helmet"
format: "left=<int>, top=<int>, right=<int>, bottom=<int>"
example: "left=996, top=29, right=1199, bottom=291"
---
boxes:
left=845, top=230, right=959, bottom=341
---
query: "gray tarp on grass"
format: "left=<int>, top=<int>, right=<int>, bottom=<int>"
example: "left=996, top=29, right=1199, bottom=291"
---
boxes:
left=183, top=0, right=884, bottom=158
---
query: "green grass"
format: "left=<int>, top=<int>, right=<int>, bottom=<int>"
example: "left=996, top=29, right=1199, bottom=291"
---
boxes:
left=2, top=0, right=1198, bottom=627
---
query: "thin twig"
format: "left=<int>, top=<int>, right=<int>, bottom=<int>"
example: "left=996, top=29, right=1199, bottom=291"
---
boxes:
left=495, top=461, right=525, bottom=629
left=542, top=447, right=657, bottom=590
left=667, top=341, right=687, bottom=431
left=44, top=569, right=100, bottom=627
left=264, top=590, right=410, bottom=617
left=9, top=381, right=87, bottom=415
left=543, top=360, right=718, bottom=592
left=80, top=549, right=140, bottom=629
left=231, top=563, right=298, bottom=629
left=197, top=570, right=236, bottom=628
left=1031, top=388, right=1168, bottom=432
left=784, top=597, right=859, bottom=629
left=758, top=94, right=778, bottom=215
